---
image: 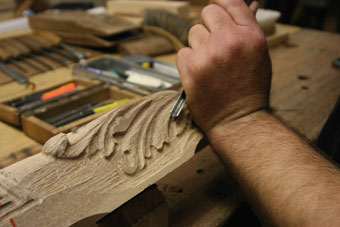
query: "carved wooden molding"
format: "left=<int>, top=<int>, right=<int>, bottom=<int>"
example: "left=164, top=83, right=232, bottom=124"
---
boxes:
left=0, top=91, right=202, bottom=227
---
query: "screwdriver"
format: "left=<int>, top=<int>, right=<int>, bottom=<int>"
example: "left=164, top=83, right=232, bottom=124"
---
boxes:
left=0, top=42, right=28, bottom=72
left=26, top=35, right=71, bottom=65
left=16, top=35, right=69, bottom=66
left=13, top=37, right=55, bottom=70
left=1, top=39, right=44, bottom=73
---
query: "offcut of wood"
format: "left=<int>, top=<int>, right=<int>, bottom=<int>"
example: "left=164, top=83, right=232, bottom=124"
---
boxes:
left=106, top=0, right=190, bottom=19
left=28, top=11, right=140, bottom=47
left=0, top=90, right=203, bottom=226
left=118, top=34, right=175, bottom=56
left=29, top=11, right=139, bottom=36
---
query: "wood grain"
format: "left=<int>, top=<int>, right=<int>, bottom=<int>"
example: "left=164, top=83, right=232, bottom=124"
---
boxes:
left=270, top=29, right=340, bottom=141
left=0, top=122, right=41, bottom=168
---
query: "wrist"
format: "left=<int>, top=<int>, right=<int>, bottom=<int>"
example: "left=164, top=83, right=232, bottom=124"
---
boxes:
left=205, top=110, right=274, bottom=148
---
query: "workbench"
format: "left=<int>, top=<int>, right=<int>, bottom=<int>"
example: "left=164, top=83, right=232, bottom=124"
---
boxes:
left=0, top=25, right=339, bottom=226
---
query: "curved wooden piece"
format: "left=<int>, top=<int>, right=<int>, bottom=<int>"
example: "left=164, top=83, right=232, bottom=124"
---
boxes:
left=0, top=91, right=202, bottom=227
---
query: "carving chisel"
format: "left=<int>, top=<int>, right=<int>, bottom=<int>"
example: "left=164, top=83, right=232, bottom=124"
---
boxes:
left=2, top=39, right=44, bottom=73
left=0, top=45, right=29, bottom=83
left=0, top=43, right=28, bottom=72
left=16, top=36, right=69, bottom=66
left=27, top=35, right=73, bottom=64
left=0, top=62, right=28, bottom=84
left=33, top=31, right=89, bottom=61
left=50, top=46, right=79, bottom=62
left=170, top=90, right=186, bottom=119
left=60, top=42, right=89, bottom=60
left=11, top=38, right=55, bottom=70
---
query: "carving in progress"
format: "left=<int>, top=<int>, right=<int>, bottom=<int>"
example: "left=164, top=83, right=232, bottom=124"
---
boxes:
left=0, top=91, right=203, bottom=227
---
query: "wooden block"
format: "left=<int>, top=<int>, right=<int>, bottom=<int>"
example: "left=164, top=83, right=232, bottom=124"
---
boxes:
left=96, top=185, right=168, bottom=227
left=0, top=90, right=202, bottom=226
left=106, top=0, right=190, bottom=19
left=29, top=11, right=140, bottom=36
left=118, top=34, right=174, bottom=56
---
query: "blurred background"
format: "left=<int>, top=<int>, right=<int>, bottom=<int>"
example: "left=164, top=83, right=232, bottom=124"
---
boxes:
left=0, top=0, right=339, bottom=33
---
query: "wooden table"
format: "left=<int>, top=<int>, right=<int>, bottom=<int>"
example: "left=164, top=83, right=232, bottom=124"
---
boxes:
left=0, top=25, right=339, bottom=226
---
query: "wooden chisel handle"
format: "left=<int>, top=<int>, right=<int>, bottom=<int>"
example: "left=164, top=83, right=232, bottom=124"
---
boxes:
left=0, top=39, right=22, bottom=58
left=6, top=38, right=31, bottom=55
left=33, top=30, right=61, bottom=45
left=27, top=35, right=53, bottom=49
left=15, top=36, right=42, bottom=52
left=0, top=45, right=10, bottom=61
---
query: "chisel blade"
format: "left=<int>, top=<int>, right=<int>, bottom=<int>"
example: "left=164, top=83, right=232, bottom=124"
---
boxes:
left=170, top=90, right=186, bottom=119
left=0, top=62, right=28, bottom=84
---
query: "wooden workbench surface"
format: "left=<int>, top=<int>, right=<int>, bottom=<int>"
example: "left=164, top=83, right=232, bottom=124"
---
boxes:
left=270, top=28, right=340, bottom=141
left=0, top=26, right=339, bottom=225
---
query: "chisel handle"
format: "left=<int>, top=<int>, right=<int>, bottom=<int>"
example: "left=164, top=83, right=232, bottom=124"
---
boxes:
left=0, top=45, right=10, bottom=61
left=0, top=40, right=21, bottom=58
left=15, top=36, right=41, bottom=52
left=6, top=38, right=31, bottom=55
left=0, top=62, right=28, bottom=84
left=27, top=35, right=53, bottom=49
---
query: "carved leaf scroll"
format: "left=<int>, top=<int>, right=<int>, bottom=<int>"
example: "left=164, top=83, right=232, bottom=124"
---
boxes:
left=43, top=90, right=196, bottom=175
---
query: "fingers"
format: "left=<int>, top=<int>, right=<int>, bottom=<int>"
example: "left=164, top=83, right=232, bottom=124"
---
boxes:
left=249, top=1, right=259, bottom=15
left=188, top=24, right=210, bottom=49
left=176, top=47, right=194, bottom=88
left=211, top=0, right=257, bottom=26
left=200, top=4, right=234, bottom=32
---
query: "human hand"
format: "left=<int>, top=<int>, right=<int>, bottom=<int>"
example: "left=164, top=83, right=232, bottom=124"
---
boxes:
left=176, top=0, right=272, bottom=133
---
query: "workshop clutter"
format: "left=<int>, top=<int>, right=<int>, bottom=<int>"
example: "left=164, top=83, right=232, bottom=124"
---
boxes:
left=0, top=31, right=92, bottom=85
left=28, top=10, right=141, bottom=48
left=0, top=78, right=139, bottom=143
left=0, top=53, right=181, bottom=143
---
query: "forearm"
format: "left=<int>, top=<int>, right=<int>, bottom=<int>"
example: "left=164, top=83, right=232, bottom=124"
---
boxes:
left=207, top=111, right=340, bottom=226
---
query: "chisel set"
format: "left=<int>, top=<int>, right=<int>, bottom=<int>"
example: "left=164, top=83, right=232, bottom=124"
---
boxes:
left=0, top=33, right=88, bottom=84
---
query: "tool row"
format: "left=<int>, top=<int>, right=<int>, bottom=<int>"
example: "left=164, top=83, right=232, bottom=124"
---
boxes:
left=0, top=78, right=140, bottom=144
left=0, top=32, right=88, bottom=84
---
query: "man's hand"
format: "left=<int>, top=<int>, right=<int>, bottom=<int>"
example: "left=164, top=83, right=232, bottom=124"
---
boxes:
left=177, top=0, right=272, bottom=133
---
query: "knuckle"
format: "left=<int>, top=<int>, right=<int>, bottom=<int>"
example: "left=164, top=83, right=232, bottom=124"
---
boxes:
left=252, top=31, right=267, bottom=51
left=177, top=47, right=190, bottom=60
left=176, top=48, right=191, bottom=69
left=228, top=0, right=243, bottom=7
left=224, top=36, right=243, bottom=56
left=187, top=62, right=198, bottom=75
left=201, top=4, right=218, bottom=20
left=188, top=24, right=204, bottom=37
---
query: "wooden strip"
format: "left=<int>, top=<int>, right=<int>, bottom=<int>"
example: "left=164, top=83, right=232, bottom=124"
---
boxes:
left=107, top=1, right=190, bottom=19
